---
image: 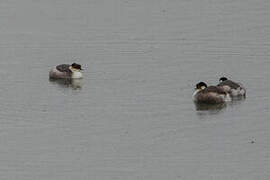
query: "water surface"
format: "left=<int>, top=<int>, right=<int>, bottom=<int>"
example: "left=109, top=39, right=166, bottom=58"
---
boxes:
left=1, top=0, right=270, bottom=179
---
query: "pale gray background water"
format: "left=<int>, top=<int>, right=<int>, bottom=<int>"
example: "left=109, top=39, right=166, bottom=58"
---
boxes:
left=0, top=0, right=270, bottom=179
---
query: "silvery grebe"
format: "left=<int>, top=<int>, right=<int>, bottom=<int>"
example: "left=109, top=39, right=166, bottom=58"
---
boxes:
left=193, top=82, right=231, bottom=104
left=49, top=63, right=83, bottom=79
left=217, top=77, right=246, bottom=97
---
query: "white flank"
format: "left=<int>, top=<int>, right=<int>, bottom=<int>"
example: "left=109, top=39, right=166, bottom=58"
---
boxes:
left=72, top=71, right=83, bottom=79
left=192, top=89, right=200, bottom=101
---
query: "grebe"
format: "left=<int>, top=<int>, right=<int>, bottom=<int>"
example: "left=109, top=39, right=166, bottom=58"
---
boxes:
left=217, top=77, right=246, bottom=97
left=49, top=63, right=83, bottom=79
left=193, top=82, right=231, bottom=104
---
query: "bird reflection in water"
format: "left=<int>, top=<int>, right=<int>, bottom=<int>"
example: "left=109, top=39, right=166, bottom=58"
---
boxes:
left=195, top=102, right=226, bottom=111
left=49, top=78, right=82, bottom=90
left=194, top=96, right=246, bottom=117
left=194, top=102, right=227, bottom=116
left=226, top=96, right=246, bottom=107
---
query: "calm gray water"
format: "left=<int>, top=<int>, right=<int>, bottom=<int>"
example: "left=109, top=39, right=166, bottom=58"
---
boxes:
left=1, top=0, right=270, bottom=179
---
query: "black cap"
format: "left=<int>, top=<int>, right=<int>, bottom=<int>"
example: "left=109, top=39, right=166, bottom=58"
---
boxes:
left=219, top=77, right=228, bottom=82
left=71, top=63, right=82, bottom=70
left=196, top=82, right=207, bottom=89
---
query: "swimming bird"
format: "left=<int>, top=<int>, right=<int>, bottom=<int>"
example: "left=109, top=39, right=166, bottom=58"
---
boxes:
left=193, top=82, right=231, bottom=104
left=217, top=77, right=246, bottom=97
left=49, top=63, right=83, bottom=79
